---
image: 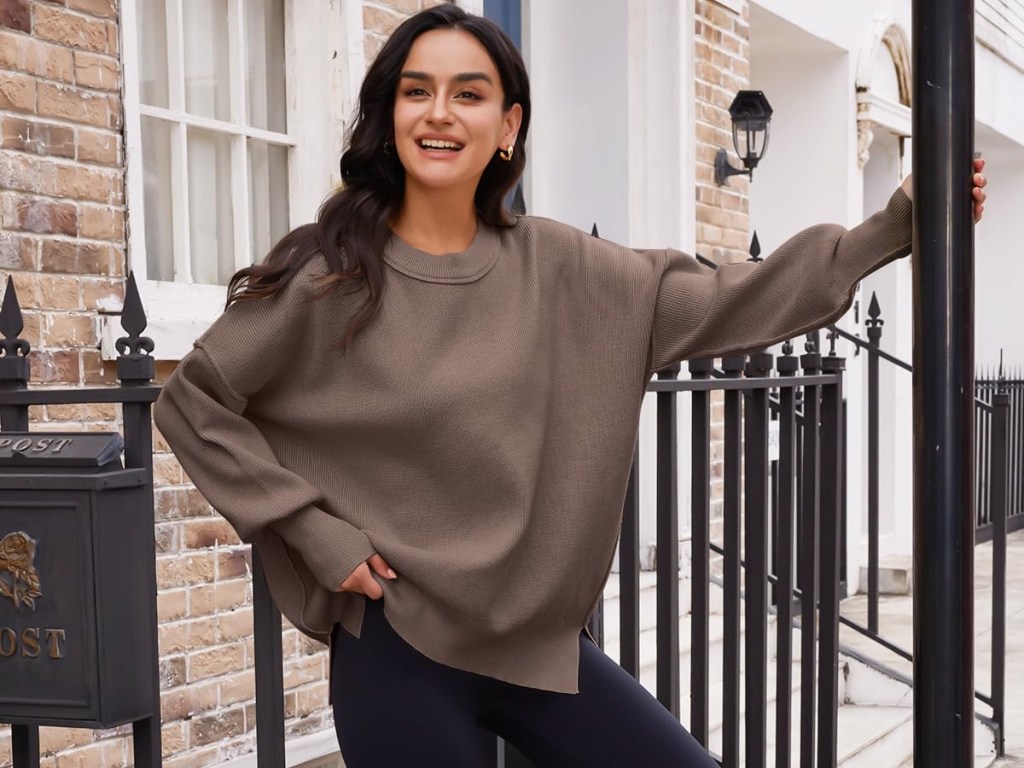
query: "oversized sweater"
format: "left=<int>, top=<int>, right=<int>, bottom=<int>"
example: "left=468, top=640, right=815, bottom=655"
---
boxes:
left=153, top=188, right=913, bottom=694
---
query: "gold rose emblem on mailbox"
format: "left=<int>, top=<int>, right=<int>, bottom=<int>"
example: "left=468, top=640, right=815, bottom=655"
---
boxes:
left=0, top=531, right=42, bottom=611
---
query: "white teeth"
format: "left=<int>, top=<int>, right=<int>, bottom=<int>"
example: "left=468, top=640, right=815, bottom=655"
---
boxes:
left=419, top=139, right=462, bottom=150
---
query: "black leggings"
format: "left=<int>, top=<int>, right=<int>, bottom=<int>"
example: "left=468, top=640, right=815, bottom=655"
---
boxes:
left=330, top=599, right=718, bottom=768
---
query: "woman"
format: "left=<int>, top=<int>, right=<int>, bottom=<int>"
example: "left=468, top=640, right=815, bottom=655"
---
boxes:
left=154, top=5, right=987, bottom=766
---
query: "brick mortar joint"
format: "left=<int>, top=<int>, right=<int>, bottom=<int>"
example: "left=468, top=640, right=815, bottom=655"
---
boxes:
left=33, top=3, right=120, bottom=28
left=10, top=72, right=123, bottom=103
left=0, top=110, right=123, bottom=137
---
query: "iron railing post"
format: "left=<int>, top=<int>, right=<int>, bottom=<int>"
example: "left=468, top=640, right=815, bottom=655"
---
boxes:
left=619, top=444, right=641, bottom=677
left=911, top=0, right=976, bottom=763
left=774, top=343, right=799, bottom=768
left=253, top=549, right=287, bottom=768
left=744, top=352, right=773, bottom=768
left=865, top=294, right=883, bottom=634
left=798, top=341, right=821, bottom=768
left=818, top=349, right=845, bottom=768
left=656, top=361, right=681, bottom=716
left=116, top=275, right=161, bottom=768
left=1, top=277, right=37, bottom=768
left=689, top=358, right=714, bottom=746
left=990, top=388, right=1009, bottom=755
left=721, top=354, right=746, bottom=768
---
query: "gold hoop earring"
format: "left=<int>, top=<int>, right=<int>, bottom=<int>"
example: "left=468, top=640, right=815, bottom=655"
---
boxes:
left=498, top=144, right=514, bottom=162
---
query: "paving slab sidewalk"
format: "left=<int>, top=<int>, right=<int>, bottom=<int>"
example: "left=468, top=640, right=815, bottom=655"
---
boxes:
left=840, top=530, right=1024, bottom=763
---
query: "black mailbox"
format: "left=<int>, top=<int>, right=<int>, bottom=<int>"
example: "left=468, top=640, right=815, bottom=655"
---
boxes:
left=0, top=432, right=156, bottom=727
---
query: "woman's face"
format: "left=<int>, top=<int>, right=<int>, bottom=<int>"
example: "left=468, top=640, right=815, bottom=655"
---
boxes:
left=393, top=28, right=521, bottom=198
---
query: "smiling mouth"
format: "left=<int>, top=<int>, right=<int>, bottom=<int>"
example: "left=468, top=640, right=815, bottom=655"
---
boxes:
left=417, top=139, right=464, bottom=151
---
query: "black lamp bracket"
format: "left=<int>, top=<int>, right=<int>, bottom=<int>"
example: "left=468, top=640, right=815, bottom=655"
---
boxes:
left=715, top=148, right=751, bottom=186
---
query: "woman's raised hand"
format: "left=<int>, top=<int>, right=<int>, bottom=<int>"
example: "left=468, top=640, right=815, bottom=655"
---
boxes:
left=338, top=553, right=398, bottom=600
left=898, top=156, right=988, bottom=223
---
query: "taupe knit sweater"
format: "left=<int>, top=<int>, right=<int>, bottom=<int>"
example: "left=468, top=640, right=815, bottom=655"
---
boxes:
left=154, top=188, right=912, bottom=693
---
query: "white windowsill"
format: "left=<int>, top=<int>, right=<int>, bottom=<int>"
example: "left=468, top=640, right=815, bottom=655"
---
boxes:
left=99, top=279, right=226, bottom=361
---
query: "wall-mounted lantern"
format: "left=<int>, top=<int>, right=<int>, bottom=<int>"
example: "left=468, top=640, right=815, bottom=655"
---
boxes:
left=715, top=90, right=773, bottom=186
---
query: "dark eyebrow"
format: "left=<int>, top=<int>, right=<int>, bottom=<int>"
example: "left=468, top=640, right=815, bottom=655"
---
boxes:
left=399, top=70, right=493, bottom=85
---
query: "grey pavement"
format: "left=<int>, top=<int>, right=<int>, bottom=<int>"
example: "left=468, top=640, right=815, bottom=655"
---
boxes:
left=840, top=530, right=1024, bottom=763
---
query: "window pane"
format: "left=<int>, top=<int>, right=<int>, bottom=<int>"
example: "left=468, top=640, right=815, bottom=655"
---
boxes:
left=187, top=128, right=235, bottom=285
left=183, top=0, right=231, bottom=121
left=246, top=0, right=287, bottom=133
left=141, top=117, right=174, bottom=281
left=248, top=140, right=290, bottom=261
left=137, top=0, right=169, bottom=108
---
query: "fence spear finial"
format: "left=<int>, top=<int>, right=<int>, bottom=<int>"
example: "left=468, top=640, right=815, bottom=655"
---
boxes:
left=0, top=276, right=30, bottom=359
left=748, top=231, right=761, bottom=263
left=115, top=272, right=155, bottom=384
left=866, top=291, right=883, bottom=328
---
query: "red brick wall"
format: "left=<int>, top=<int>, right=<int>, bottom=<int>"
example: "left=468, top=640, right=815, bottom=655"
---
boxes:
left=695, top=0, right=751, bottom=266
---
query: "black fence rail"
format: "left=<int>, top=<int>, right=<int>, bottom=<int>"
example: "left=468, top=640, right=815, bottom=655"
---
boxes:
left=829, top=292, right=1011, bottom=756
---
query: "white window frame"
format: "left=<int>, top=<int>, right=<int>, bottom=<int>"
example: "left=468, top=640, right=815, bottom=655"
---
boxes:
left=109, top=0, right=364, bottom=360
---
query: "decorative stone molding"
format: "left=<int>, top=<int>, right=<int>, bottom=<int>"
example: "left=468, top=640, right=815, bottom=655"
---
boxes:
left=855, top=17, right=912, bottom=168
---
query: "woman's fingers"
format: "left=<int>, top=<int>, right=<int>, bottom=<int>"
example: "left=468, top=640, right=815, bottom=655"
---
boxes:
left=368, top=552, right=398, bottom=579
left=337, top=555, right=395, bottom=599
left=339, top=561, right=382, bottom=599
left=972, top=160, right=987, bottom=223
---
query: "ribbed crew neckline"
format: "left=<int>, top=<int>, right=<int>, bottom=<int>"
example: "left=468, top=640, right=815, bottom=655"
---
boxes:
left=383, top=220, right=501, bottom=284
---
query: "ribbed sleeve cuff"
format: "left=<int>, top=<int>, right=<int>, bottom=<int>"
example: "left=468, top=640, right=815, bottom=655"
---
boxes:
left=272, top=506, right=377, bottom=592
left=835, top=187, right=913, bottom=286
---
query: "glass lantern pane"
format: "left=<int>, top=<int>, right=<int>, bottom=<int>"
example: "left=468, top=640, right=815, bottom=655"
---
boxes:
left=141, top=117, right=174, bottom=282
left=248, top=140, right=291, bottom=261
left=246, top=0, right=288, bottom=133
left=137, top=0, right=169, bottom=108
left=183, top=0, right=232, bottom=121
left=187, top=128, right=235, bottom=285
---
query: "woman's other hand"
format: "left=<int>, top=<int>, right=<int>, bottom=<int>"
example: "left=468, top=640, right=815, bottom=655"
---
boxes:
left=338, top=553, right=398, bottom=600
left=972, top=156, right=987, bottom=223
left=898, top=156, right=987, bottom=223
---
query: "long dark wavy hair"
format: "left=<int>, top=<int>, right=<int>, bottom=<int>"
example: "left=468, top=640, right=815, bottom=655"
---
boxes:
left=225, top=4, right=531, bottom=349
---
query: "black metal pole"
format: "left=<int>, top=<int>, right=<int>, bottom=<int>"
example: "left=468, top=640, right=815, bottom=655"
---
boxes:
left=911, top=0, right=976, bottom=765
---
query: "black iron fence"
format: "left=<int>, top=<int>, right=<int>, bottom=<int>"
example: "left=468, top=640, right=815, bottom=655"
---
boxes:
left=829, top=292, right=1011, bottom=756
left=575, top=342, right=848, bottom=768
left=976, top=375, right=1024, bottom=539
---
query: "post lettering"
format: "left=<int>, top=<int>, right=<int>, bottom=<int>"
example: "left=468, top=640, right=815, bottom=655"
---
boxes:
left=45, top=628, right=66, bottom=659
left=0, top=439, right=10, bottom=449
left=20, top=627, right=40, bottom=658
left=12, top=438, right=31, bottom=451
left=51, top=438, right=73, bottom=453
left=0, top=628, right=15, bottom=657
left=30, top=439, right=52, bottom=453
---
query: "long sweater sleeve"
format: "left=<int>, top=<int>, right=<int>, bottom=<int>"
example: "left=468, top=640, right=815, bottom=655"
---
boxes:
left=647, top=188, right=913, bottom=372
left=153, top=261, right=377, bottom=592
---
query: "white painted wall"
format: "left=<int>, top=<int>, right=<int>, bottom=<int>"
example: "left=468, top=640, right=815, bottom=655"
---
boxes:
left=525, top=0, right=630, bottom=243
left=526, top=0, right=697, bottom=558
left=975, top=126, right=1024, bottom=369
